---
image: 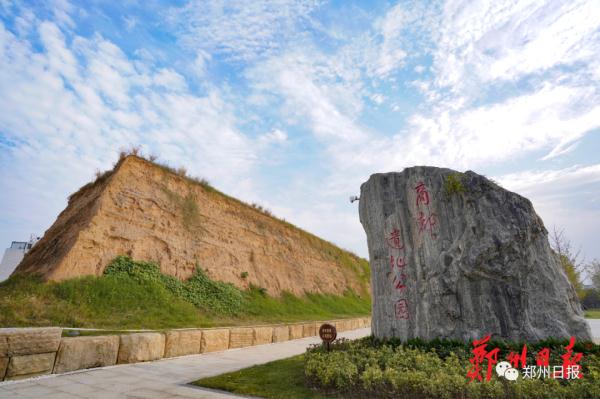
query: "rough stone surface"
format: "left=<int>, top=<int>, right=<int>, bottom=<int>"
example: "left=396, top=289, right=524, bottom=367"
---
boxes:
left=200, top=329, right=230, bottom=353
left=229, top=328, right=254, bottom=349
left=0, top=336, right=6, bottom=357
left=302, top=322, right=317, bottom=337
left=335, top=320, right=353, bottom=332
left=289, top=324, right=304, bottom=340
left=117, top=333, right=165, bottom=364
left=359, top=167, right=592, bottom=342
left=0, top=357, right=7, bottom=380
left=163, top=330, right=202, bottom=358
left=6, top=352, right=56, bottom=380
left=0, top=327, right=62, bottom=356
left=13, top=156, right=370, bottom=297
left=272, top=326, right=289, bottom=343
left=252, top=327, right=273, bottom=345
left=53, top=335, right=119, bottom=373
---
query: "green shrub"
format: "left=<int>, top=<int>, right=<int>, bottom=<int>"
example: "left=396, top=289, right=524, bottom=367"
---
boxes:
left=105, top=256, right=244, bottom=316
left=304, top=337, right=600, bottom=399
left=444, top=173, right=465, bottom=196
left=1, top=256, right=370, bottom=329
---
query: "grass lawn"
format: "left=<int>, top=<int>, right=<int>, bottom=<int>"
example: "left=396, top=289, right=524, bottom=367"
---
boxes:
left=193, top=355, right=337, bottom=399
left=0, top=257, right=370, bottom=330
left=585, top=309, right=600, bottom=319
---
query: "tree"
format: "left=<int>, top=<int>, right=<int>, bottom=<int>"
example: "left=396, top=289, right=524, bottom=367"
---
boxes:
left=549, top=227, right=584, bottom=298
left=590, top=259, right=600, bottom=290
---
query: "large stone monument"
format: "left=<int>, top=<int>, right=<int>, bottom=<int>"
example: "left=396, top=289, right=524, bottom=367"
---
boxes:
left=359, top=166, right=591, bottom=342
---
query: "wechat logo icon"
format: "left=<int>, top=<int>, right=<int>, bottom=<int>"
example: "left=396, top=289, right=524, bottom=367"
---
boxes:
left=496, top=361, right=519, bottom=381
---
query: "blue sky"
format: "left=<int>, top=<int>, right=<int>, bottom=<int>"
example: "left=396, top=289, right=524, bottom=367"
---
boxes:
left=1, top=1, right=599, bottom=267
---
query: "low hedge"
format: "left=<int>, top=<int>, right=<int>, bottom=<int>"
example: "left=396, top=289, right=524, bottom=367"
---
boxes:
left=304, top=337, right=600, bottom=399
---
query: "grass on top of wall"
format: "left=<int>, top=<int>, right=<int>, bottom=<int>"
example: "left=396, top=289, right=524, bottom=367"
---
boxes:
left=0, top=256, right=370, bottom=330
left=585, top=309, right=600, bottom=319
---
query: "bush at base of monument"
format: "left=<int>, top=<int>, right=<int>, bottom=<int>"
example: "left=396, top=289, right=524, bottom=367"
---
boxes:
left=304, top=338, right=600, bottom=399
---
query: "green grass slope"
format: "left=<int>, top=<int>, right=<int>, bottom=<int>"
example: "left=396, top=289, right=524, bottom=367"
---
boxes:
left=0, top=256, right=370, bottom=330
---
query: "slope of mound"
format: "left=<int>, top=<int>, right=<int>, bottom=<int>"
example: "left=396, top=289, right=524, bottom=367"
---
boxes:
left=14, top=155, right=370, bottom=296
left=1, top=257, right=370, bottom=329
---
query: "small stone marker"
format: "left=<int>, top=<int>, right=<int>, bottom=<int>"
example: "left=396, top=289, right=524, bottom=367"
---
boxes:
left=319, top=323, right=337, bottom=351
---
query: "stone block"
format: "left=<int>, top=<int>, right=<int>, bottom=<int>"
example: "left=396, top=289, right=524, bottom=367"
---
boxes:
left=117, top=333, right=165, bottom=364
left=289, top=324, right=303, bottom=340
left=200, top=329, right=230, bottom=353
left=0, top=336, right=6, bottom=357
left=164, top=330, right=202, bottom=358
left=361, top=168, right=595, bottom=341
left=53, top=335, right=119, bottom=374
left=272, top=325, right=289, bottom=343
left=229, top=328, right=254, bottom=349
left=0, top=327, right=62, bottom=356
left=302, top=322, right=317, bottom=337
left=0, top=357, right=7, bottom=381
left=252, top=327, right=273, bottom=345
left=339, top=320, right=350, bottom=332
left=6, top=352, right=55, bottom=380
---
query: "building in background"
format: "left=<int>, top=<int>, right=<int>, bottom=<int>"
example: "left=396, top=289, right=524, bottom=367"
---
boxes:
left=0, top=235, right=40, bottom=281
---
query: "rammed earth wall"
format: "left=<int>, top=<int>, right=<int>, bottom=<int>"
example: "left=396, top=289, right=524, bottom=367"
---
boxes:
left=0, top=317, right=371, bottom=381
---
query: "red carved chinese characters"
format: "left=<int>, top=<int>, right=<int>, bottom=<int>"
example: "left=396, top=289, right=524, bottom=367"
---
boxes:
left=386, top=226, right=410, bottom=319
left=415, top=182, right=430, bottom=206
left=394, top=299, right=409, bottom=319
left=386, top=228, right=404, bottom=249
left=417, top=211, right=438, bottom=239
left=414, top=182, right=438, bottom=240
left=392, top=273, right=407, bottom=290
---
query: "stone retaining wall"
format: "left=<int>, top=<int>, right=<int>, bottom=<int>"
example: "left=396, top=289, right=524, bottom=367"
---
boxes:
left=0, top=317, right=370, bottom=381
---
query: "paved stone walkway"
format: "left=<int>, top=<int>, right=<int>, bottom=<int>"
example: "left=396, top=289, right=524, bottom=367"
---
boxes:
left=0, top=328, right=370, bottom=399
left=588, top=318, right=600, bottom=342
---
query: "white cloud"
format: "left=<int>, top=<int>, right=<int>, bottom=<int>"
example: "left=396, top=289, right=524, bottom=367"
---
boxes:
left=259, top=129, right=288, bottom=145
left=167, top=0, right=322, bottom=62
left=192, top=50, right=211, bottom=76
left=123, top=16, right=137, bottom=31
left=433, top=0, right=600, bottom=90
left=403, top=83, right=600, bottom=168
left=153, top=68, right=188, bottom=91
left=0, top=18, right=278, bottom=248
